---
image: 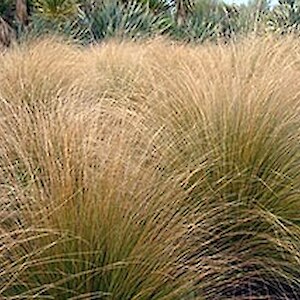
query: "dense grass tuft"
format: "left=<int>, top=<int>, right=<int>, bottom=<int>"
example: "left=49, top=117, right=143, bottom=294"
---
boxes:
left=0, top=36, right=300, bottom=299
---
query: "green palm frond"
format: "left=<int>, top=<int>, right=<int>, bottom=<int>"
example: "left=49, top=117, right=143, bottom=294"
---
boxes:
left=171, top=0, right=241, bottom=42
left=86, top=0, right=172, bottom=41
left=33, top=0, right=79, bottom=21
left=268, top=1, right=300, bottom=34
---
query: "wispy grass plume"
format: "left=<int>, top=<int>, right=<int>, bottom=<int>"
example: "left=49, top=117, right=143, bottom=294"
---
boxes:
left=0, top=35, right=300, bottom=299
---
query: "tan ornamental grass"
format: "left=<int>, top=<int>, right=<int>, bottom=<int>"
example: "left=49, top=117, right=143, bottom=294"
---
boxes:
left=0, top=35, right=299, bottom=299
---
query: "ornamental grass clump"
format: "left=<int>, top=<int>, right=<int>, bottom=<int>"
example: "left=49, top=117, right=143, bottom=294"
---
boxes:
left=83, top=37, right=300, bottom=298
left=0, top=36, right=300, bottom=299
left=0, top=105, right=195, bottom=298
left=142, top=36, right=300, bottom=224
left=0, top=37, right=82, bottom=108
left=0, top=40, right=196, bottom=299
left=139, top=36, right=300, bottom=298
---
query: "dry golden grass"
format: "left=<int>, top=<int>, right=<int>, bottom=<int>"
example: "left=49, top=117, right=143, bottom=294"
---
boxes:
left=0, top=35, right=300, bottom=299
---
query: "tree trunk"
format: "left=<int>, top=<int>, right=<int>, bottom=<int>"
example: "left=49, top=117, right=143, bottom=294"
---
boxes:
left=175, top=0, right=193, bottom=26
left=175, top=0, right=186, bottom=26
left=0, top=16, right=15, bottom=48
left=16, top=0, right=29, bottom=27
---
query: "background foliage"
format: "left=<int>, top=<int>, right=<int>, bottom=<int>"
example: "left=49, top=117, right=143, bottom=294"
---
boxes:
left=2, top=0, right=300, bottom=44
